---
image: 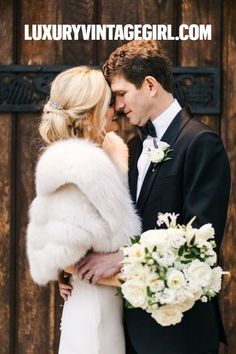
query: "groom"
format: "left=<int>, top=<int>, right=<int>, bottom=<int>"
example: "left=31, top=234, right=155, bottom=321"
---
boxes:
left=60, top=40, right=231, bottom=354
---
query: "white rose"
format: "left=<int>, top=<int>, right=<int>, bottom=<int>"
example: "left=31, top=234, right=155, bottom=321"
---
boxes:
left=157, top=141, right=170, bottom=151
left=205, top=252, right=217, bottom=266
left=196, top=223, right=215, bottom=241
left=153, top=250, right=176, bottom=267
left=140, top=229, right=167, bottom=251
left=159, top=288, right=176, bottom=305
left=177, top=292, right=195, bottom=312
left=125, top=243, right=146, bottom=263
left=186, top=260, right=212, bottom=287
left=151, top=305, right=183, bottom=326
left=166, top=269, right=186, bottom=289
left=149, top=148, right=165, bottom=163
left=122, top=263, right=150, bottom=281
left=167, top=228, right=186, bottom=248
left=186, top=281, right=203, bottom=300
left=121, top=279, right=147, bottom=308
left=146, top=273, right=165, bottom=292
left=208, top=266, right=222, bottom=293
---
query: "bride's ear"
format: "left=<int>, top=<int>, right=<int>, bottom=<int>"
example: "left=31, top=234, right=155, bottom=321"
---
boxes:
left=144, top=76, right=159, bottom=97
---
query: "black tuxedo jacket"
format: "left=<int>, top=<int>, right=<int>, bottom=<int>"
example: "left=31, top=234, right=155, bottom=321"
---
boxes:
left=125, top=108, right=231, bottom=354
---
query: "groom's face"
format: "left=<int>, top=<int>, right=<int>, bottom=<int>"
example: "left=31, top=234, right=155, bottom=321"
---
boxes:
left=111, top=75, right=152, bottom=127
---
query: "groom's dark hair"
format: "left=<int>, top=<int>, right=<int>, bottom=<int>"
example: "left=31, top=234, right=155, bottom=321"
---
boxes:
left=103, top=40, right=172, bottom=93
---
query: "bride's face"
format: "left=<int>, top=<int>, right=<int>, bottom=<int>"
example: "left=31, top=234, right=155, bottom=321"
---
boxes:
left=105, top=104, right=119, bottom=132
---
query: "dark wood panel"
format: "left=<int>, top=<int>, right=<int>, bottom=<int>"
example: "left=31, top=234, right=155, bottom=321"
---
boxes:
left=16, top=1, right=62, bottom=353
left=0, top=1, right=14, bottom=353
left=179, top=0, right=221, bottom=131
left=20, top=0, right=61, bottom=65
left=220, top=1, right=236, bottom=353
left=98, top=0, right=139, bottom=66
left=138, top=0, right=178, bottom=64
left=16, top=114, right=55, bottom=354
left=0, top=116, right=12, bottom=353
left=61, top=0, right=96, bottom=65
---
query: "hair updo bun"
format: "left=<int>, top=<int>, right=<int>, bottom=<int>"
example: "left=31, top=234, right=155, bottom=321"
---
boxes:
left=39, top=66, right=111, bottom=144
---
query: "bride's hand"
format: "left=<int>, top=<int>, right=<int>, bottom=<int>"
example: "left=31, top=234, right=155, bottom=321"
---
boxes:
left=58, top=271, right=73, bottom=301
left=75, top=250, right=124, bottom=284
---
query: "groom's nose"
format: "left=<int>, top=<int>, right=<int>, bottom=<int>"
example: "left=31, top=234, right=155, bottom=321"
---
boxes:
left=115, top=96, right=125, bottom=113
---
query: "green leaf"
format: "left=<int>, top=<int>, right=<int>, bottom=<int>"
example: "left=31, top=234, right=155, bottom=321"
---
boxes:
left=191, top=247, right=200, bottom=256
left=147, top=286, right=153, bottom=297
left=184, top=253, right=194, bottom=259
left=190, top=236, right=195, bottom=245
left=125, top=299, right=134, bottom=309
left=178, top=245, right=185, bottom=256
left=131, top=235, right=140, bottom=244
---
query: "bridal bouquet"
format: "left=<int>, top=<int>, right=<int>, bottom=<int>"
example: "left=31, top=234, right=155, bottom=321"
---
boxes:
left=121, top=213, right=225, bottom=326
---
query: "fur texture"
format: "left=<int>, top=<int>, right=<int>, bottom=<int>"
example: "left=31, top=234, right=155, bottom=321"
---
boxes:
left=27, top=132, right=141, bottom=285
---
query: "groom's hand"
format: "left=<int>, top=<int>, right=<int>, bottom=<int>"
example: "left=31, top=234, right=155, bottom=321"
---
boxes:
left=75, top=250, right=124, bottom=284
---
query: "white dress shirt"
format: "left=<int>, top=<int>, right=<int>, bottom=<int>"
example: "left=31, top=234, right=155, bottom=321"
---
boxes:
left=136, top=99, right=182, bottom=201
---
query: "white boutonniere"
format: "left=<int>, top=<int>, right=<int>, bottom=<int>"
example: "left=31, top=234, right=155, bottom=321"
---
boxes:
left=148, top=139, right=173, bottom=172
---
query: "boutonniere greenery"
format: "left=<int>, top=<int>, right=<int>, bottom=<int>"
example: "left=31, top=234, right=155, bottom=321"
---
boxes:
left=148, top=139, right=174, bottom=172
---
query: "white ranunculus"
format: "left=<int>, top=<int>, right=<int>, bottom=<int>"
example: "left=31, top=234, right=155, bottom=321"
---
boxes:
left=157, top=141, right=170, bottom=151
left=166, top=269, right=186, bottom=289
left=208, top=266, right=222, bottom=293
left=151, top=305, right=183, bottom=326
left=121, top=279, right=147, bottom=308
left=195, top=223, right=215, bottom=241
left=149, top=148, right=165, bottom=163
left=186, top=260, right=212, bottom=287
left=140, top=229, right=167, bottom=250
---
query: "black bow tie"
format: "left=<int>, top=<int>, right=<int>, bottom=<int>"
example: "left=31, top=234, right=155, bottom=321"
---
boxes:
left=139, top=120, right=157, bottom=140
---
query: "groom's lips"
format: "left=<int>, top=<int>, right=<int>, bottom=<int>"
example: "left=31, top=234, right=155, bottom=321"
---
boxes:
left=125, top=110, right=132, bottom=117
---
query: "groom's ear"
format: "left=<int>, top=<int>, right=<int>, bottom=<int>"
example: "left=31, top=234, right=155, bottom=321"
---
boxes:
left=144, top=76, right=159, bottom=97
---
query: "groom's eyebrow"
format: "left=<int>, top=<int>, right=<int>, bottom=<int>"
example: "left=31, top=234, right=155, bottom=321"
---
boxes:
left=113, top=90, right=126, bottom=95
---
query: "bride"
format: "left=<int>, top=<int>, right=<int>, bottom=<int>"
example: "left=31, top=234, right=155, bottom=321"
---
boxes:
left=26, top=66, right=141, bottom=354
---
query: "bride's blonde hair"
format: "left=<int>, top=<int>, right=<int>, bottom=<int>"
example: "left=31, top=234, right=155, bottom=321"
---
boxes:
left=39, top=66, right=111, bottom=144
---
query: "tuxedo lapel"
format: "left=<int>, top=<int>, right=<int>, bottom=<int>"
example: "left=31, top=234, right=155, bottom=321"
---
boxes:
left=128, top=136, right=143, bottom=203
left=137, top=107, right=191, bottom=213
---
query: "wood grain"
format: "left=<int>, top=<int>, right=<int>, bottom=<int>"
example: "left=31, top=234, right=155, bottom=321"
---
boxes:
left=220, top=1, right=236, bottom=352
left=179, top=0, right=221, bottom=132
left=0, top=1, right=14, bottom=353
left=16, top=1, right=61, bottom=353
left=98, top=0, right=138, bottom=66
left=138, top=0, right=178, bottom=64
left=61, top=0, right=96, bottom=65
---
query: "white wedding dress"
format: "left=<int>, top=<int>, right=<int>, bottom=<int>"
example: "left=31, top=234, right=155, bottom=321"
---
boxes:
left=59, top=277, right=125, bottom=354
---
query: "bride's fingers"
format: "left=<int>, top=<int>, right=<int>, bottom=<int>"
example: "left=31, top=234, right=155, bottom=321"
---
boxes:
left=76, top=265, right=92, bottom=279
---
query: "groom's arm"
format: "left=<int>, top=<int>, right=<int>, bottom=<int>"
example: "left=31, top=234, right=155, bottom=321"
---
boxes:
left=183, top=130, right=231, bottom=250
left=75, top=250, right=124, bottom=283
